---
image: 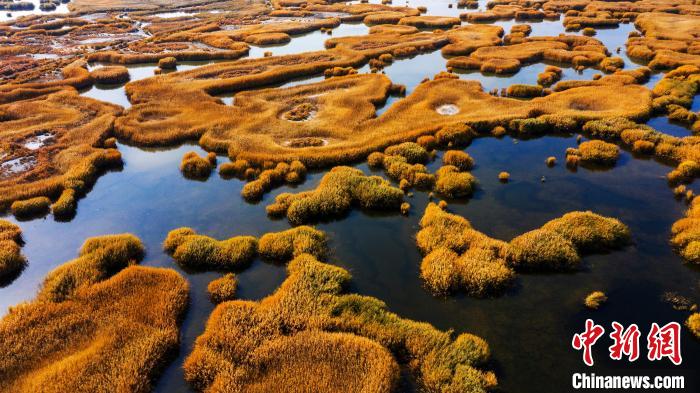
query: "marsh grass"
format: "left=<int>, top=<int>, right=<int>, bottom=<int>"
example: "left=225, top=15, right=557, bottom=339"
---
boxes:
left=687, top=313, right=700, bottom=338
left=180, top=151, right=216, bottom=180
left=90, top=66, right=130, bottom=84
left=0, top=220, right=25, bottom=286
left=566, top=140, right=620, bottom=166
left=184, top=252, right=495, bottom=393
left=435, top=165, right=477, bottom=198
left=416, top=204, right=630, bottom=296
left=11, top=196, right=51, bottom=219
left=266, top=166, right=403, bottom=224
left=584, top=291, right=608, bottom=309
left=164, top=228, right=257, bottom=271
left=208, top=273, right=238, bottom=304
left=0, top=234, right=188, bottom=393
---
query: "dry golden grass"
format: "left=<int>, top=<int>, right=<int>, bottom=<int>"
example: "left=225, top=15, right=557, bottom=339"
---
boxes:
left=443, top=150, right=474, bottom=171
left=117, top=50, right=651, bottom=168
left=158, top=56, right=178, bottom=70
left=687, top=313, right=700, bottom=338
left=635, top=12, right=700, bottom=42
left=384, top=141, right=429, bottom=163
left=538, top=65, right=562, bottom=87
left=180, top=151, right=216, bottom=180
left=0, top=90, right=122, bottom=212
left=266, top=166, right=404, bottom=224
left=184, top=252, right=495, bottom=393
left=208, top=273, right=238, bottom=304
left=11, top=196, right=51, bottom=218
left=416, top=204, right=630, bottom=295
left=671, top=195, right=700, bottom=264
left=584, top=291, right=607, bottom=309
left=0, top=232, right=188, bottom=393
left=241, top=161, right=307, bottom=201
left=0, top=220, right=25, bottom=285
left=0, top=61, right=93, bottom=99
left=435, top=165, right=478, bottom=198
left=566, top=140, right=620, bottom=166
left=506, top=84, right=544, bottom=98
left=90, top=66, right=130, bottom=85
left=163, top=228, right=257, bottom=271
left=398, top=15, right=461, bottom=28
left=258, top=225, right=326, bottom=260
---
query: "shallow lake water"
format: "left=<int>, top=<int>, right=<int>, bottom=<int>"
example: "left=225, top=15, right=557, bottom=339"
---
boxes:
left=2, top=2, right=700, bottom=392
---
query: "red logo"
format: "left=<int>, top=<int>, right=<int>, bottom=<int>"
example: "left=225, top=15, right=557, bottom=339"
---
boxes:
left=647, top=322, right=682, bottom=365
left=609, top=322, right=640, bottom=362
left=572, top=320, right=683, bottom=366
left=572, top=319, right=606, bottom=366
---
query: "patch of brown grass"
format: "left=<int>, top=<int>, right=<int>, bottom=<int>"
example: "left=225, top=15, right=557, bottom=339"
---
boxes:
left=0, top=90, right=122, bottom=212
left=184, top=252, right=495, bottom=393
left=0, top=232, right=187, bottom=392
left=584, top=291, right=607, bottom=309
left=163, top=227, right=257, bottom=271
left=90, top=66, right=130, bottom=85
left=566, top=140, right=620, bottom=166
left=0, top=220, right=25, bottom=285
left=266, top=166, right=404, bottom=224
left=208, top=273, right=238, bottom=304
left=416, top=204, right=630, bottom=295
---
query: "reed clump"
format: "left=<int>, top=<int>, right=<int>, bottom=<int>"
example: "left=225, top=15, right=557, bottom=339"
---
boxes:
left=435, top=165, right=477, bottom=198
left=184, top=252, right=496, bottom=393
left=38, top=233, right=145, bottom=302
left=90, top=66, right=130, bottom=84
left=241, top=160, right=307, bottom=201
left=180, top=151, right=216, bottom=180
left=671, top=197, right=700, bottom=264
left=566, top=140, right=619, bottom=166
left=583, top=291, right=607, bottom=309
left=0, top=220, right=25, bottom=284
left=416, top=204, right=630, bottom=295
left=506, top=84, right=544, bottom=98
left=258, top=226, right=326, bottom=260
left=266, top=166, right=404, bottom=224
left=443, top=150, right=474, bottom=171
left=0, top=233, right=188, bottom=393
left=384, top=142, right=429, bottom=164
left=163, top=228, right=258, bottom=271
left=686, top=313, right=700, bottom=338
left=11, top=196, right=50, bottom=218
left=208, top=273, right=238, bottom=304
left=158, top=56, right=177, bottom=70
left=537, top=65, right=562, bottom=87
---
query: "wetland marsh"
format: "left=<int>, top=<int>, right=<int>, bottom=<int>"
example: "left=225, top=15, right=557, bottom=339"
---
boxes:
left=1, top=0, right=699, bottom=392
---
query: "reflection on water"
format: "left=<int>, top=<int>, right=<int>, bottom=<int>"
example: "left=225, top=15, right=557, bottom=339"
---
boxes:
left=3, top=3, right=700, bottom=393
left=0, top=0, right=70, bottom=22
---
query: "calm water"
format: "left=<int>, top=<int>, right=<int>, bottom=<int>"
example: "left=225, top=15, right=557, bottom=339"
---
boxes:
left=2, top=3, right=700, bottom=393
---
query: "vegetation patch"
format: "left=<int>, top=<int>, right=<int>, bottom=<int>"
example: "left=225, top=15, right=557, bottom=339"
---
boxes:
left=0, top=220, right=26, bottom=285
left=184, top=252, right=496, bottom=393
left=266, top=166, right=404, bottom=224
left=584, top=291, right=607, bottom=309
left=416, top=204, right=630, bottom=296
left=566, top=140, right=620, bottom=167
left=208, top=273, right=238, bottom=304
left=0, top=233, right=188, bottom=393
left=164, top=228, right=258, bottom=271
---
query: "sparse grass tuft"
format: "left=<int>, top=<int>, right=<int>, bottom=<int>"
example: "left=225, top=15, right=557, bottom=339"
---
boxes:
left=498, top=172, right=510, bottom=182
left=208, top=273, right=238, bottom=304
left=584, top=291, right=607, bottom=309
